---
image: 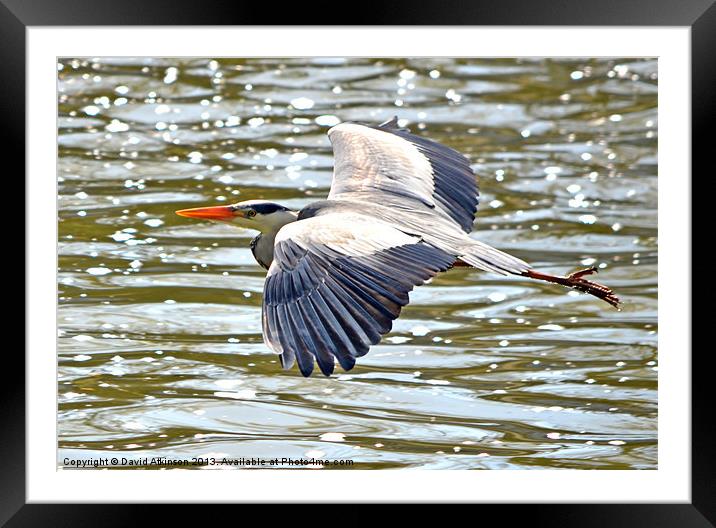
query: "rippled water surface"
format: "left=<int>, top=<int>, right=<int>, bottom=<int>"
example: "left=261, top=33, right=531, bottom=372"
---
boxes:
left=58, top=57, right=657, bottom=470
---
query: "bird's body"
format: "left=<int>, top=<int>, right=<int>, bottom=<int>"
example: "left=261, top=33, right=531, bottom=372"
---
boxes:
left=177, top=117, right=619, bottom=377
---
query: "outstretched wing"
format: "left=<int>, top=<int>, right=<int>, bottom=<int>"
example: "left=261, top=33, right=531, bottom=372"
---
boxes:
left=262, top=213, right=454, bottom=377
left=327, top=117, right=479, bottom=233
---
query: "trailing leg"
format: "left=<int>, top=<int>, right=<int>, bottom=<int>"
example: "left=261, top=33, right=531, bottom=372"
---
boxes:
left=522, top=266, right=620, bottom=308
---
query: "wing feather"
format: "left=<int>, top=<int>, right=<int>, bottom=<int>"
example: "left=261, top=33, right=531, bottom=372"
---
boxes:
left=308, top=289, right=365, bottom=363
left=327, top=119, right=479, bottom=233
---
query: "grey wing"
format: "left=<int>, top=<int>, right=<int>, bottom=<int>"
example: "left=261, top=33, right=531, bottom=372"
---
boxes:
left=327, top=117, right=479, bottom=233
left=327, top=118, right=530, bottom=277
left=262, top=213, right=454, bottom=377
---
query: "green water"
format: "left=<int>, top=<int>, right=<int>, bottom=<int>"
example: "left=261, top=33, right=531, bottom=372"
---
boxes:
left=58, top=57, right=657, bottom=469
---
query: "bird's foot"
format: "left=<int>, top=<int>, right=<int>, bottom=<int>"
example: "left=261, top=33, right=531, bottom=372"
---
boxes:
left=564, top=267, right=621, bottom=308
left=524, top=266, right=621, bottom=309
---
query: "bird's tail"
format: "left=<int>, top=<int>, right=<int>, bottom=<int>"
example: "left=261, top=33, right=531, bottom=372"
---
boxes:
left=457, top=239, right=620, bottom=308
left=458, top=239, right=531, bottom=276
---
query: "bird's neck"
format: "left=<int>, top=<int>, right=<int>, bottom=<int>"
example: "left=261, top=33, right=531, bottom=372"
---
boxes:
left=251, top=212, right=298, bottom=269
left=251, top=232, right=274, bottom=270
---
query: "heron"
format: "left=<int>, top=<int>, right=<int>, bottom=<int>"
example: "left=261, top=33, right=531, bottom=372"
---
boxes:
left=176, top=117, right=619, bottom=377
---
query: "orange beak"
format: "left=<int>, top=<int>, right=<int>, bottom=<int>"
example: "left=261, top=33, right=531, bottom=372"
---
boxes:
left=175, top=205, right=236, bottom=221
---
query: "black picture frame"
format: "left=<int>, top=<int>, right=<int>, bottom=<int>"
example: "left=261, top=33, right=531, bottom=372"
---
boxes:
left=4, top=0, right=708, bottom=523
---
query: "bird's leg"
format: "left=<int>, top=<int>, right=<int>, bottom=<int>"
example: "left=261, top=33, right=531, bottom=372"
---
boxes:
left=522, top=266, right=621, bottom=309
left=452, top=258, right=620, bottom=308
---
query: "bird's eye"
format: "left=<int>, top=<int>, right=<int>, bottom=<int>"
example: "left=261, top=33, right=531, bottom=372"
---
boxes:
left=247, top=209, right=256, bottom=218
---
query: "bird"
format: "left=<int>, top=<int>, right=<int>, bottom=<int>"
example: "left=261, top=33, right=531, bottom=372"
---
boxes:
left=176, top=117, right=619, bottom=377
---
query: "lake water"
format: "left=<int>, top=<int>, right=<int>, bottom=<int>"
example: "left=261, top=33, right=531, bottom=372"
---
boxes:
left=58, top=57, right=657, bottom=470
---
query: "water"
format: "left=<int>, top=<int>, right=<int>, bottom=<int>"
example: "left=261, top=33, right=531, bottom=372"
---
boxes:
left=58, top=57, right=657, bottom=470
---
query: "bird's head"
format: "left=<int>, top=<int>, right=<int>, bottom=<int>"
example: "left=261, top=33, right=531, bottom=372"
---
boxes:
left=176, top=200, right=298, bottom=234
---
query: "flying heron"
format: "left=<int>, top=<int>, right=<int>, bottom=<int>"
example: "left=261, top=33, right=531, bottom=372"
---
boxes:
left=176, top=117, right=619, bottom=377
